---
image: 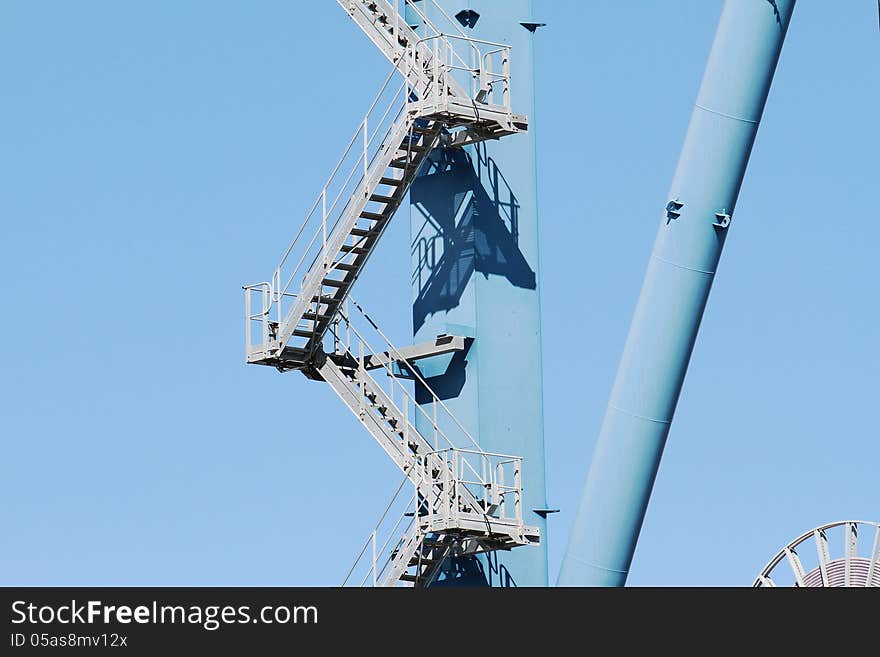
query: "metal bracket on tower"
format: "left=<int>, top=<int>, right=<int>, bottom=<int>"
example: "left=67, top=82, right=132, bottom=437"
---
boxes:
left=713, top=211, right=731, bottom=229
left=361, top=334, right=468, bottom=373
left=666, top=198, right=684, bottom=222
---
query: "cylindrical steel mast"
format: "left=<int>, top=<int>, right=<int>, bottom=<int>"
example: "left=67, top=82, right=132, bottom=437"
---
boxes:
left=558, top=0, right=796, bottom=587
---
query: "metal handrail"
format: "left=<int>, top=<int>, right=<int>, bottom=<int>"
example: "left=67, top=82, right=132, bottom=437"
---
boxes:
left=343, top=446, right=524, bottom=586
left=341, top=297, right=483, bottom=454
left=332, top=297, right=516, bottom=512
left=404, top=0, right=512, bottom=93
left=270, top=33, right=511, bottom=306
left=246, top=7, right=518, bottom=358
left=275, top=70, right=406, bottom=287
left=330, top=305, right=524, bottom=521
left=342, top=474, right=413, bottom=586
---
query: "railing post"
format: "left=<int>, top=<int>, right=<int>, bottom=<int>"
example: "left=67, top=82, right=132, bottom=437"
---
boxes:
left=393, top=0, right=399, bottom=56
left=244, top=288, right=251, bottom=355
left=502, top=47, right=510, bottom=110
left=471, top=45, right=477, bottom=98
left=363, top=117, right=369, bottom=197
left=514, top=458, right=522, bottom=524
left=443, top=452, right=450, bottom=526
left=481, top=455, right=487, bottom=512
left=481, top=52, right=490, bottom=102
left=432, top=399, right=438, bottom=450
left=262, top=285, right=270, bottom=348
left=403, top=395, right=409, bottom=448
left=345, top=298, right=351, bottom=349
left=497, top=462, right=506, bottom=519
left=358, top=339, right=365, bottom=419
left=433, top=38, right=439, bottom=109
left=321, top=188, right=327, bottom=268
left=443, top=38, right=450, bottom=100
left=273, top=267, right=281, bottom=326
left=453, top=450, right=459, bottom=524
left=371, top=530, right=377, bottom=587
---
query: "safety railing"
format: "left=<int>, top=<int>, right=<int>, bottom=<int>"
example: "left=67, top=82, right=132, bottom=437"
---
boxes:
left=342, top=447, right=525, bottom=587
left=329, top=297, right=483, bottom=457
left=406, top=33, right=511, bottom=116
left=345, top=0, right=513, bottom=107
left=342, top=475, right=418, bottom=587
left=243, top=61, right=416, bottom=359
left=418, top=448, right=524, bottom=529
left=244, top=29, right=514, bottom=362
left=406, top=0, right=512, bottom=105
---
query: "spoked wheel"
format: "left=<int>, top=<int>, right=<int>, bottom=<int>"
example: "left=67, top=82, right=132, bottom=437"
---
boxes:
left=754, top=520, right=880, bottom=587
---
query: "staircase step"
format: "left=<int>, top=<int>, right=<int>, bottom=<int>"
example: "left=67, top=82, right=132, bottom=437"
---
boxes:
left=379, top=176, right=404, bottom=186
left=311, top=295, right=340, bottom=306
left=408, top=557, right=441, bottom=567
left=350, top=227, right=379, bottom=238
left=400, top=143, right=428, bottom=153
left=399, top=574, right=424, bottom=583
left=303, top=311, right=333, bottom=322
left=389, top=159, right=417, bottom=170
left=329, top=262, right=359, bottom=272
left=369, top=194, right=397, bottom=204
left=340, top=244, right=369, bottom=255
left=293, top=329, right=316, bottom=339
left=359, top=211, right=386, bottom=221
left=321, top=278, right=349, bottom=289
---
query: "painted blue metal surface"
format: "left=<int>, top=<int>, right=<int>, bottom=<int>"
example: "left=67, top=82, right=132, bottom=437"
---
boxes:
left=557, top=0, right=796, bottom=587
left=407, top=0, right=549, bottom=586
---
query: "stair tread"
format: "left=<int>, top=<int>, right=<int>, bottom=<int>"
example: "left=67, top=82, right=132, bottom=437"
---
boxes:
left=408, top=557, right=441, bottom=566
left=379, top=176, right=404, bottom=186
left=321, top=278, right=349, bottom=288
left=311, top=295, right=341, bottom=305
left=340, top=244, right=369, bottom=254
left=329, top=262, right=358, bottom=272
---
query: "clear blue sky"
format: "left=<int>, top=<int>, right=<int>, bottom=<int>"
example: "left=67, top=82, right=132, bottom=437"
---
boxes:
left=1, top=1, right=877, bottom=586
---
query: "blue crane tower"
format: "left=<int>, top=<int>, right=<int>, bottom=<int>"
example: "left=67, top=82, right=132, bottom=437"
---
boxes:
left=405, top=0, right=549, bottom=587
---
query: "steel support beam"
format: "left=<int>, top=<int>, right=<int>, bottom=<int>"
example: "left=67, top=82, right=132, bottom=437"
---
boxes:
left=558, top=0, right=796, bottom=587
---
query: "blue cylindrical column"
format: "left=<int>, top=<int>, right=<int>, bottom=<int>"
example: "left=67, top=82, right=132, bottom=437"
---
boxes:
left=558, top=0, right=796, bottom=587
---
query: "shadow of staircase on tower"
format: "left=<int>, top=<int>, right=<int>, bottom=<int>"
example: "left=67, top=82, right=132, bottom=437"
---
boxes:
left=411, top=143, right=537, bottom=334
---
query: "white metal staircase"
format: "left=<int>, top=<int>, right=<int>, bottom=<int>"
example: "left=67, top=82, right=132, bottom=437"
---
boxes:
left=327, top=302, right=538, bottom=587
left=243, top=0, right=538, bottom=586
